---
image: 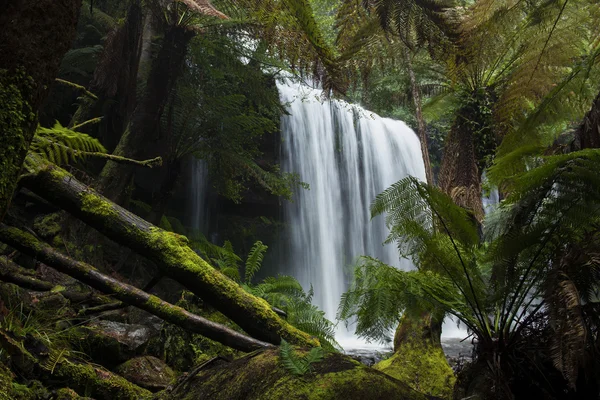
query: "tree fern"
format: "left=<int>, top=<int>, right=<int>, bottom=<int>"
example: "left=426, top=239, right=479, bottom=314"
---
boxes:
left=341, top=146, right=600, bottom=390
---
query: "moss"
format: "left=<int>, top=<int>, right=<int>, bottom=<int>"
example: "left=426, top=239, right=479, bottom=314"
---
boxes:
left=115, top=356, right=175, bottom=391
left=80, top=193, right=117, bottom=218
left=0, top=362, right=48, bottom=400
left=52, top=359, right=152, bottom=400
left=148, top=293, right=241, bottom=372
left=0, top=68, right=35, bottom=216
left=374, top=314, right=456, bottom=399
left=54, top=387, right=91, bottom=399
left=144, top=227, right=317, bottom=347
left=33, top=212, right=63, bottom=239
left=165, top=349, right=428, bottom=400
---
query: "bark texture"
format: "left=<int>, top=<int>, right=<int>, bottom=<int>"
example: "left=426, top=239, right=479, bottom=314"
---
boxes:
left=572, top=90, right=600, bottom=150
left=0, top=224, right=274, bottom=353
left=20, top=158, right=317, bottom=347
left=403, top=47, right=433, bottom=185
left=0, top=0, right=82, bottom=221
left=438, top=114, right=484, bottom=221
left=98, top=25, right=194, bottom=204
left=69, top=0, right=144, bottom=149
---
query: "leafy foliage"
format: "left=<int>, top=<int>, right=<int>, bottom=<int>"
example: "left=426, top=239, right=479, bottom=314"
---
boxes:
left=28, top=121, right=106, bottom=167
left=340, top=148, right=600, bottom=393
left=192, top=237, right=340, bottom=350
left=279, top=339, right=324, bottom=376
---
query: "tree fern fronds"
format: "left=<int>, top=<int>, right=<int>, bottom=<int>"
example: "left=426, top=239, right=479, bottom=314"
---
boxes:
left=371, top=176, right=479, bottom=250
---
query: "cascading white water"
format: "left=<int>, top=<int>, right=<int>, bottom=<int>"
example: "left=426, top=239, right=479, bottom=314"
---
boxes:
left=278, top=80, right=426, bottom=339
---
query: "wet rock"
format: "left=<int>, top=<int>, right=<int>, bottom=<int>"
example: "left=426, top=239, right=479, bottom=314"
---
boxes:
left=116, top=356, right=175, bottom=391
left=83, top=320, right=157, bottom=367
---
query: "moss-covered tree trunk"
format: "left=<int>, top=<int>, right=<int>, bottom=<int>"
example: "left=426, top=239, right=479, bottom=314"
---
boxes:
left=98, top=25, right=194, bottom=204
left=0, top=0, right=82, bottom=222
left=21, top=158, right=317, bottom=347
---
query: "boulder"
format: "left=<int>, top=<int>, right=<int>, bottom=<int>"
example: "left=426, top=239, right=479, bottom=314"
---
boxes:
left=116, top=356, right=175, bottom=391
left=83, top=320, right=156, bottom=366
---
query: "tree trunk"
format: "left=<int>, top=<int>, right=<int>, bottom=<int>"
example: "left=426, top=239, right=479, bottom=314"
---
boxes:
left=572, top=89, right=600, bottom=150
left=403, top=47, right=433, bottom=185
left=98, top=25, right=194, bottom=204
left=148, top=157, right=183, bottom=225
left=70, top=0, right=145, bottom=151
left=20, top=157, right=317, bottom=347
left=0, top=224, right=274, bottom=352
left=0, top=256, right=112, bottom=305
left=0, top=0, right=82, bottom=222
left=438, top=111, right=484, bottom=221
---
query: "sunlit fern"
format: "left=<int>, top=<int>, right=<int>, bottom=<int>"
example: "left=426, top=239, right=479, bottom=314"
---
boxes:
left=26, top=120, right=106, bottom=169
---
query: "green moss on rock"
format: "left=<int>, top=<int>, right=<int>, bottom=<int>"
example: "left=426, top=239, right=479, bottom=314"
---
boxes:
left=0, top=362, right=48, bottom=400
left=54, top=387, right=92, bottom=399
left=51, top=359, right=152, bottom=400
left=115, top=356, right=175, bottom=391
left=164, top=349, right=428, bottom=400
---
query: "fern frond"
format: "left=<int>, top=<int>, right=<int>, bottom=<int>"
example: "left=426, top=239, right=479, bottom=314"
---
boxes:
left=28, top=121, right=106, bottom=167
left=245, top=241, right=268, bottom=284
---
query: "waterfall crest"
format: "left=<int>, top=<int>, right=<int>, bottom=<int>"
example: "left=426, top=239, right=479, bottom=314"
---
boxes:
left=278, top=80, right=426, bottom=326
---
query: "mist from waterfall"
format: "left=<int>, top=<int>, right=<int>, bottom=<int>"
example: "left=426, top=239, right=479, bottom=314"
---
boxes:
left=278, top=80, right=426, bottom=343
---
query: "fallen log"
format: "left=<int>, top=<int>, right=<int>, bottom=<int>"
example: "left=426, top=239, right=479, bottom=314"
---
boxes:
left=0, top=256, right=109, bottom=305
left=0, top=224, right=274, bottom=352
left=19, top=157, right=316, bottom=347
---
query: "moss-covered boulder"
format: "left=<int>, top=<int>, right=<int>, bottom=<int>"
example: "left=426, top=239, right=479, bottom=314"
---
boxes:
left=163, top=349, right=429, bottom=400
left=53, top=387, right=93, bottom=399
left=0, top=362, right=48, bottom=400
left=115, top=356, right=175, bottom=391
left=374, top=313, right=455, bottom=399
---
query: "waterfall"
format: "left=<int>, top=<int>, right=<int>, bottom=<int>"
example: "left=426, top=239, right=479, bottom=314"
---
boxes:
left=190, top=158, right=209, bottom=235
left=278, top=80, right=427, bottom=338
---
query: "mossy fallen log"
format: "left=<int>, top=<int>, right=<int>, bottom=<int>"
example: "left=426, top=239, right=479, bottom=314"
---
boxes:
left=159, top=349, right=431, bottom=400
left=0, top=256, right=109, bottom=305
left=0, top=224, right=274, bottom=352
left=19, top=157, right=316, bottom=347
